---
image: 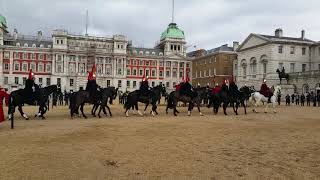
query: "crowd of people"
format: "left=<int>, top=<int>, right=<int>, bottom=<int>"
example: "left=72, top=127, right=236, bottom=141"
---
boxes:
left=285, top=92, right=320, bottom=106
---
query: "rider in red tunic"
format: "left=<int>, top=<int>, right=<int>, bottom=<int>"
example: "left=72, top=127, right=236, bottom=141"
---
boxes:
left=260, top=79, right=272, bottom=102
left=212, top=83, right=221, bottom=95
left=0, top=87, right=10, bottom=123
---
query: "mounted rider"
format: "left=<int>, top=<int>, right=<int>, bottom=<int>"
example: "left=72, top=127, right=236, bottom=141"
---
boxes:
left=212, top=83, right=221, bottom=95
left=260, top=79, right=273, bottom=103
left=179, top=74, right=194, bottom=98
left=24, top=69, right=40, bottom=104
left=86, top=65, right=99, bottom=100
left=139, top=75, right=151, bottom=98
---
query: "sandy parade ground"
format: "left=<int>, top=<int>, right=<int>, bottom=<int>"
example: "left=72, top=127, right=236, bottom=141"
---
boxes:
left=0, top=102, right=319, bottom=180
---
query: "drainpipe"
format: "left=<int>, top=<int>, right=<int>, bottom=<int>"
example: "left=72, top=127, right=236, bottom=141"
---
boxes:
left=309, top=46, right=312, bottom=74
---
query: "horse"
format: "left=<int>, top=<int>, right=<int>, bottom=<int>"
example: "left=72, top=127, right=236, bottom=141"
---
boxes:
left=69, top=80, right=102, bottom=119
left=124, top=85, right=166, bottom=117
left=276, top=69, right=289, bottom=84
left=207, top=84, right=231, bottom=115
left=96, top=87, right=118, bottom=118
left=249, top=85, right=281, bottom=113
left=8, top=84, right=58, bottom=129
left=34, top=85, right=59, bottom=118
left=166, top=87, right=206, bottom=116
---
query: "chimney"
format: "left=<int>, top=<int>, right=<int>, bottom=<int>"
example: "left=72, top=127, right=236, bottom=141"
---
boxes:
left=233, top=41, right=239, bottom=51
left=37, top=30, right=42, bottom=41
left=301, top=30, right=305, bottom=40
left=275, top=28, right=283, bottom=37
left=13, top=29, right=18, bottom=40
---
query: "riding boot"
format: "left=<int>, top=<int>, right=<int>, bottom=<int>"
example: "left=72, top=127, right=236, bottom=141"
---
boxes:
left=268, top=96, right=271, bottom=103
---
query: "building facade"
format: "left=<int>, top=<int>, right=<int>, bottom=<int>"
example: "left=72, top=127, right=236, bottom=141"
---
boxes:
left=189, top=44, right=237, bottom=87
left=0, top=14, right=191, bottom=92
left=235, top=28, right=320, bottom=94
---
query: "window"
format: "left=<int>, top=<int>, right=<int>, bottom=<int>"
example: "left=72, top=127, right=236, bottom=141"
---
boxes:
left=318, top=64, right=320, bottom=70
left=57, top=78, right=61, bottom=86
left=23, top=53, right=28, bottom=59
left=118, top=80, right=122, bottom=88
left=39, top=78, right=43, bottom=84
left=290, top=46, right=295, bottom=54
left=166, top=62, right=171, bottom=67
left=172, top=70, right=177, bottom=78
left=159, top=70, right=163, bottom=77
left=250, top=59, right=257, bottom=78
left=23, top=77, right=26, bottom=85
left=179, top=70, right=183, bottom=78
left=318, top=47, right=320, bottom=56
left=242, top=66, right=247, bottom=79
left=106, top=67, right=112, bottom=75
left=139, top=69, right=143, bottom=76
left=302, top=47, right=306, bottom=55
left=126, top=81, right=130, bottom=88
left=263, top=63, right=267, bottom=77
left=14, top=63, right=20, bottom=71
left=117, top=68, right=122, bottom=75
left=97, top=65, right=102, bottom=74
left=20, top=63, right=27, bottom=71
left=107, top=80, right=111, bottom=87
left=4, top=63, right=9, bottom=71
left=46, top=78, right=51, bottom=86
left=290, top=63, right=295, bottom=73
left=127, top=60, right=130, bottom=65
left=70, top=79, right=74, bottom=87
left=146, top=69, right=150, bottom=77
left=31, top=53, right=35, bottom=60
left=4, top=77, right=8, bottom=85
left=46, top=64, right=51, bottom=72
left=38, top=63, right=43, bottom=72
left=57, top=64, right=63, bottom=73
left=133, top=69, right=137, bottom=76
left=4, top=51, right=10, bottom=59
left=146, top=61, right=150, bottom=66
left=166, top=70, right=170, bottom=77
left=13, top=52, right=18, bottom=59
left=278, top=46, right=283, bottom=54
left=127, top=69, right=131, bottom=76
left=152, top=69, right=156, bottom=77
left=133, top=81, right=137, bottom=88
left=15, top=77, right=19, bottom=84
left=302, top=64, right=306, bottom=72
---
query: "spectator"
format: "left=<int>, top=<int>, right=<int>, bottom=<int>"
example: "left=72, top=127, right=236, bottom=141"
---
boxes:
left=295, top=94, right=300, bottom=105
left=317, top=93, right=320, bottom=107
left=285, top=94, right=290, bottom=106
left=306, top=92, right=311, bottom=106
left=277, top=94, right=281, bottom=106
left=291, top=94, right=295, bottom=105
left=300, top=94, right=305, bottom=106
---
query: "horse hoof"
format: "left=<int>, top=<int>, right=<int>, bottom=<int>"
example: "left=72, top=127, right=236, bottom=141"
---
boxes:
left=26, top=118, right=29, bottom=120
left=200, top=112, right=204, bottom=116
left=42, top=117, right=46, bottom=120
left=151, top=111, right=155, bottom=117
left=264, top=112, right=267, bottom=114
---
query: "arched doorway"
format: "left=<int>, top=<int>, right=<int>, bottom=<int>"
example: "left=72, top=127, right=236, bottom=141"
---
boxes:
left=302, top=84, right=309, bottom=94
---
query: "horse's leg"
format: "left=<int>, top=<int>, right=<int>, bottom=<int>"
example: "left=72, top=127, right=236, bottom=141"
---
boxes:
left=187, top=102, right=192, bottom=116
left=223, top=102, right=228, bottom=116
left=80, top=103, right=87, bottom=119
left=273, top=102, right=277, bottom=113
left=18, top=105, right=29, bottom=120
left=197, top=102, right=203, bottom=116
left=144, top=102, right=149, bottom=115
left=98, top=105, right=103, bottom=118
left=136, top=102, right=143, bottom=116
left=91, top=104, right=96, bottom=117
left=264, top=102, right=269, bottom=113
left=242, top=101, right=247, bottom=114
left=106, top=105, right=112, bottom=117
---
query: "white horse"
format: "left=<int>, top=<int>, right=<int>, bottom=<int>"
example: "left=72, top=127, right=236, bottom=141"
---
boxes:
left=249, top=85, right=281, bottom=113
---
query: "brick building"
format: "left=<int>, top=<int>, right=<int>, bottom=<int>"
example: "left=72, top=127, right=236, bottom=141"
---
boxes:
left=188, top=44, right=237, bottom=87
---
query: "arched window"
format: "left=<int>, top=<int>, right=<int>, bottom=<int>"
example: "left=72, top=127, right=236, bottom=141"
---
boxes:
left=24, top=43, right=28, bottom=47
left=16, top=43, right=20, bottom=47
left=32, top=44, right=36, bottom=48
left=260, top=55, right=268, bottom=78
left=250, top=57, right=257, bottom=78
left=241, top=59, right=247, bottom=79
left=40, top=44, right=44, bottom=48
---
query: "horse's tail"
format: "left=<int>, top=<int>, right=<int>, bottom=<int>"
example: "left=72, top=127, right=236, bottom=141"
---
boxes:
left=7, top=94, right=14, bottom=114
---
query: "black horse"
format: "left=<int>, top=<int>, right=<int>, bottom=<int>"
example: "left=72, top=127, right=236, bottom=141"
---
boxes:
left=124, top=85, right=166, bottom=117
left=276, top=68, right=289, bottom=84
left=69, top=80, right=102, bottom=119
left=34, top=85, right=59, bottom=118
left=166, top=87, right=206, bottom=116
left=96, top=87, right=118, bottom=118
left=8, top=84, right=58, bottom=129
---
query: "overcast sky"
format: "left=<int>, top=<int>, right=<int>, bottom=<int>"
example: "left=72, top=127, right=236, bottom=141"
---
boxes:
left=1, top=0, right=320, bottom=51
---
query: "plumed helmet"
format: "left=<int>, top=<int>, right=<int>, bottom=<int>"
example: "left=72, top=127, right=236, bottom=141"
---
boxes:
left=28, top=69, right=34, bottom=80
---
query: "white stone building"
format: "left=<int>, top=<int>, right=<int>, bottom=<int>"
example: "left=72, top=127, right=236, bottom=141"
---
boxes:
left=235, top=28, right=320, bottom=94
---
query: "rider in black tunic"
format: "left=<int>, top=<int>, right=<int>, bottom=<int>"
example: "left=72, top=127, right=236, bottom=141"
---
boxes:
left=179, top=75, right=194, bottom=98
left=139, top=76, right=151, bottom=98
